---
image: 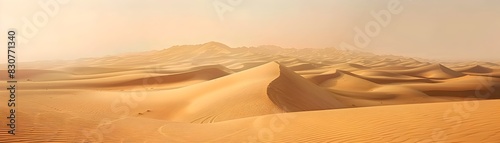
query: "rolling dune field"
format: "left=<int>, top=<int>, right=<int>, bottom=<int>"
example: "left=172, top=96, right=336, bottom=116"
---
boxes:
left=1, top=42, right=499, bottom=142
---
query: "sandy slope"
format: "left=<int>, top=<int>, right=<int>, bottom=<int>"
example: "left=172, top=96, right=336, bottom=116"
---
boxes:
left=1, top=42, right=500, bottom=142
left=154, top=99, right=500, bottom=143
left=2, top=94, right=499, bottom=142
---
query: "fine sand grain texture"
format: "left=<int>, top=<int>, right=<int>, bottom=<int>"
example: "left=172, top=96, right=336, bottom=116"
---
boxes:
left=1, top=42, right=499, bottom=142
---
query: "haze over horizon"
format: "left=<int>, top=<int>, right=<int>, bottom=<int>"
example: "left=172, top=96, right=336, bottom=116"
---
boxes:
left=1, top=0, right=499, bottom=62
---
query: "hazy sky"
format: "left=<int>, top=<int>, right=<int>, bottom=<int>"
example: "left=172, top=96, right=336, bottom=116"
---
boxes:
left=1, top=0, right=499, bottom=62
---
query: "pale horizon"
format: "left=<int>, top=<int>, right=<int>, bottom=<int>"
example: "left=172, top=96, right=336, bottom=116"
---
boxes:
left=1, top=0, right=500, bottom=62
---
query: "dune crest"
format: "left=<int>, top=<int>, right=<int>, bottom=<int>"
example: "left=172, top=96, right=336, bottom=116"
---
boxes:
left=395, top=64, right=465, bottom=79
left=458, top=65, right=494, bottom=73
left=267, top=64, right=347, bottom=112
left=310, top=70, right=379, bottom=91
left=137, top=62, right=348, bottom=122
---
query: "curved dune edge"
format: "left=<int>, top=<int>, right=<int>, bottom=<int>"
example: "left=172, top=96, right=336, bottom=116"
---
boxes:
left=134, top=62, right=284, bottom=123
left=138, top=62, right=348, bottom=123
left=109, top=66, right=232, bottom=88
left=266, top=64, right=347, bottom=112
left=394, top=64, right=465, bottom=79
left=457, top=65, right=494, bottom=73
left=15, top=65, right=233, bottom=90
left=308, top=70, right=380, bottom=91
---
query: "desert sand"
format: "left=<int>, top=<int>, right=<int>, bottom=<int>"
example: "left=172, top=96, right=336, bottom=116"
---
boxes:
left=1, top=42, right=499, bottom=142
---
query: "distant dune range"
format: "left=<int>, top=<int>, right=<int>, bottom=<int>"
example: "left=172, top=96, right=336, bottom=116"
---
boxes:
left=1, top=42, right=500, bottom=142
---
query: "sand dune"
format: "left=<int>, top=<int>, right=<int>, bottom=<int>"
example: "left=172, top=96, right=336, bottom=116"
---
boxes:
left=0, top=69, right=74, bottom=81
left=305, top=70, right=445, bottom=107
left=454, top=65, right=500, bottom=77
left=267, top=64, right=346, bottom=111
left=110, top=66, right=232, bottom=88
left=61, top=66, right=130, bottom=75
left=392, top=64, right=466, bottom=79
left=309, top=70, right=379, bottom=91
left=133, top=62, right=285, bottom=123
left=16, top=65, right=233, bottom=90
left=2, top=42, right=500, bottom=142
left=402, top=75, right=500, bottom=99
left=283, top=63, right=323, bottom=71
left=457, top=65, right=494, bottom=73
left=130, top=62, right=346, bottom=123
left=352, top=70, right=435, bottom=84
